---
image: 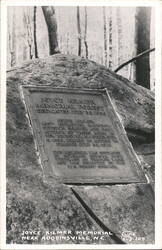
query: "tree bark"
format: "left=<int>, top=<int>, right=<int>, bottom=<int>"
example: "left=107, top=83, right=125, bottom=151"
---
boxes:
left=103, top=7, right=108, bottom=67
left=84, top=7, right=88, bottom=59
left=8, top=9, right=17, bottom=67
left=135, top=7, right=151, bottom=89
left=23, top=9, right=33, bottom=59
left=33, top=6, right=38, bottom=58
left=116, top=7, right=122, bottom=66
left=22, top=45, right=28, bottom=61
left=108, top=7, right=113, bottom=69
left=77, top=6, right=82, bottom=56
left=66, top=32, right=69, bottom=54
left=42, top=6, right=60, bottom=55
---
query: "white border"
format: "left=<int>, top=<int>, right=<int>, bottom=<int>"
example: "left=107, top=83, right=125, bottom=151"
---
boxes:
left=0, top=1, right=7, bottom=249
left=0, top=0, right=162, bottom=249
left=154, top=0, right=162, bottom=248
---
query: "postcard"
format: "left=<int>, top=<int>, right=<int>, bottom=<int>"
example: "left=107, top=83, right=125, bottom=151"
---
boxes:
left=0, top=0, right=162, bottom=249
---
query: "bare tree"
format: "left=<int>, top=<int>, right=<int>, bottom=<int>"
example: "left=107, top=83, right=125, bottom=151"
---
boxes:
left=33, top=6, right=38, bottom=58
left=108, top=7, right=113, bottom=69
left=103, top=6, right=108, bottom=67
left=66, top=32, right=70, bottom=54
left=84, top=6, right=88, bottom=59
left=42, top=6, right=60, bottom=55
left=22, top=44, right=28, bottom=61
left=8, top=9, right=17, bottom=67
left=114, top=48, right=155, bottom=73
left=135, top=7, right=151, bottom=89
left=116, top=7, right=122, bottom=66
left=23, top=8, right=33, bottom=59
left=77, top=6, right=82, bottom=56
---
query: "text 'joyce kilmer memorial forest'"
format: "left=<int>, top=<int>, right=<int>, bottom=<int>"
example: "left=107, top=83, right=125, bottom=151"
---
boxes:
left=22, top=87, right=146, bottom=184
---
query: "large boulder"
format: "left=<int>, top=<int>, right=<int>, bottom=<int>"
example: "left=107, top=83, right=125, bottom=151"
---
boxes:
left=7, top=54, right=154, bottom=139
left=6, top=54, right=154, bottom=244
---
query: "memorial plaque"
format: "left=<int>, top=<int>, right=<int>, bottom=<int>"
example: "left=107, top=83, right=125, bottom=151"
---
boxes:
left=21, top=86, right=146, bottom=184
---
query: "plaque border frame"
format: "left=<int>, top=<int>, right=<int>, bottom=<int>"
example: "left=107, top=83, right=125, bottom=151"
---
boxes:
left=20, top=85, right=147, bottom=184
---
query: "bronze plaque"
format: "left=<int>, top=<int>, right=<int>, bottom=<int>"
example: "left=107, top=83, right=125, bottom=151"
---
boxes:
left=21, top=86, right=146, bottom=184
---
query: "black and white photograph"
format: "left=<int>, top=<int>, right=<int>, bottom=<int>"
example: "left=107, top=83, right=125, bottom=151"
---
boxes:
left=0, top=0, right=162, bottom=249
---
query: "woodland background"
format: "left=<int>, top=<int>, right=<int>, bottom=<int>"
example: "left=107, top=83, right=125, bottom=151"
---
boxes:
left=7, top=6, right=155, bottom=90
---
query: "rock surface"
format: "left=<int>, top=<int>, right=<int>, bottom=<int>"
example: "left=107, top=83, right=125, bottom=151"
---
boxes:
left=6, top=54, right=155, bottom=244
left=73, top=184, right=154, bottom=244
left=7, top=54, right=154, bottom=139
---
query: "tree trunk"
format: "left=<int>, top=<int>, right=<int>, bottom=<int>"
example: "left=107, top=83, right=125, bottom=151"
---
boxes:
left=77, top=6, right=82, bottom=56
left=108, top=7, right=113, bottom=69
left=23, top=9, right=33, bottom=60
left=9, top=9, right=17, bottom=67
left=103, top=7, right=108, bottom=67
left=42, top=6, right=60, bottom=55
left=84, top=7, right=88, bottom=59
left=29, top=44, right=33, bottom=59
left=116, top=7, right=122, bottom=66
left=135, top=7, right=151, bottom=89
left=33, top=6, right=38, bottom=58
left=66, top=32, right=69, bottom=54
left=23, top=45, right=28, bottom=61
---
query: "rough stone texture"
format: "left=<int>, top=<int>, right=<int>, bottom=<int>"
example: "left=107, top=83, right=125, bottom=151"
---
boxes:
left=6, top=54, right=155, bottom=244
left=7, top=54, right=155, bottom=177
left=7, top=54, right=154, bottom=138
left=6, top=83, right=112, bottom=244
left=73, top=184, right=154, bottom=244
